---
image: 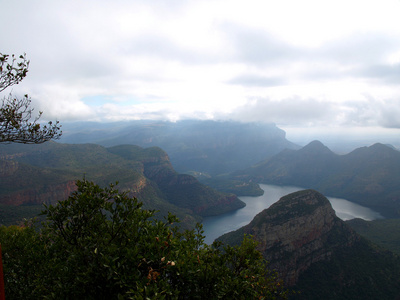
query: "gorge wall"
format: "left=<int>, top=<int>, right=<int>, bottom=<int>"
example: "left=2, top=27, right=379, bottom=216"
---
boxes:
left=218, top=189, right=359, bottom=286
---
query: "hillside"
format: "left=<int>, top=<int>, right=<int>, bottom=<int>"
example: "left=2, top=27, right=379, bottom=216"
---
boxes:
left=59, top=120, right=299, bottom=176
left=218, top=189, right=400, bottom=299
left=0, top=142, right=244, bottom=227
left=235, top=141, right=400, bottom=217
left=347, top=218, right=400, bottom=255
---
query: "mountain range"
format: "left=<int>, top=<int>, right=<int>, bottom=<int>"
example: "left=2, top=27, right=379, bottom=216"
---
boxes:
left=0, top=142, right=244, bottom=227
left=233, top=140, right=400, bottom=217
left=2, top=120, right=400, bottom=298
left=59, top=120, right=299, bottom=175
left=59, top=121, right=400, bottom=219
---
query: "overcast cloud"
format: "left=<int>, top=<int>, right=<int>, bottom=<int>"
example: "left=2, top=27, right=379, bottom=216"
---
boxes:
left=1, top=0, right=400, bottom=137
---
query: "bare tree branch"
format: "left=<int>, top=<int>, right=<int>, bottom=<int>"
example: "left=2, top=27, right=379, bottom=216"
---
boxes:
left=0, top=94, right=62, bottom=144
left=0, top=53, right=29, bottom=92
left=0, top=52, right=62, bottom=144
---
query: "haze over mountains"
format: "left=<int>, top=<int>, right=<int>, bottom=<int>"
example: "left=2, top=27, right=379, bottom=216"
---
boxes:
left=59, top=119, right=400, bottom=219
left=2, top=119, right=400, bottom=298
left=1, top=120, right=296, bottom=225
left=7, top=119, right=399, bottom=220
left=60, top=120, right=299, bottom=175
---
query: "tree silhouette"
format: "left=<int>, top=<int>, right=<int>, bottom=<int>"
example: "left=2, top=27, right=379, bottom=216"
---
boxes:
left=0, top=53, right=61, bottom=144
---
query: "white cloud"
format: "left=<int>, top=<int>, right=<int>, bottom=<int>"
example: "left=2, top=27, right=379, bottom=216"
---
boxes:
left=1, top=0, right=400, bottom=137
left=222, top=97, right=336, bottom=126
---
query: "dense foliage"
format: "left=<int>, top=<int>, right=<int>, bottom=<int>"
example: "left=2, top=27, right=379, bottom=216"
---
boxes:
left=293, top=238, right=400, bottom=300
left=347, top=218, right=400, bottom=255
left=0, top=179, right=287, bottom=299
left=0, top=142, right=245, bottom=228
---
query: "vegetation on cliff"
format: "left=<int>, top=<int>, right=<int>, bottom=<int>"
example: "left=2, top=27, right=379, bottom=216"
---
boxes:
left=0, top=179, right=287, bottom=299
left=0, top=142, right=245, bottom=227
left=347, top=218, right=400, bottom=255
left=294, top=238, right=400, bottom=300
left=217, top=189, right=400, bottom=299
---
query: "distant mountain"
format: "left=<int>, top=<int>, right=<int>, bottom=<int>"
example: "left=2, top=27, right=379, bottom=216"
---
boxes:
left=235, top=141, right=400, bottom=217
left=0, top=142, right=244, bottom=227
left=59, top=120, right=299, bottom=176
left=218, top=189, right=400, bottom=299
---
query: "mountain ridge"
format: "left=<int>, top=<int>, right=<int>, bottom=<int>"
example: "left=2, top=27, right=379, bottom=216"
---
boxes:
left=236, top=141, right=400, bottom=217
left=0, top=142, right=245, bottom=227
left=59, top=120, right=300, bottom=175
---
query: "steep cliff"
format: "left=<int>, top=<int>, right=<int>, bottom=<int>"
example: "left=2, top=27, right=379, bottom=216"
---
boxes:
left=219, top=190, right=358, bottom=285
left=108, top=145, right=245, bottom=216
left=0, top=142, right=244, bottom=226
left=253, top=190, right=361, bottom=285
left=218, top=190, right=400, bottom=299
left=0, top=158, right=79, bottom=205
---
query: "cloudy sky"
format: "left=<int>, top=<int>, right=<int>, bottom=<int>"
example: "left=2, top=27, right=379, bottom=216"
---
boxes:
left=1, top=0, right=400, bottom=143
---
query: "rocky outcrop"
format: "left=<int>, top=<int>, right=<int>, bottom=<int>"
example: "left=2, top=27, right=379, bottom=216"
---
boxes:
left=0, top=142, right=244, bottom=227
left=218, top=189, right=359, bottom=286
left=141, top=155, right=246, bottom=217
left=0, top=180, right=77, bottom=206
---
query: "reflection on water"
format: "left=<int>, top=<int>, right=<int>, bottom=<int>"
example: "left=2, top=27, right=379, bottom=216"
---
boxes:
left=202, top=184, right=383, bottom=244
left=329, top=197, right=383, bottom=221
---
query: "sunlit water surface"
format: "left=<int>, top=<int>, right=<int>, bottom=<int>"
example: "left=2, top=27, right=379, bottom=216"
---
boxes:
left=202, top=184, right=383, bottom=244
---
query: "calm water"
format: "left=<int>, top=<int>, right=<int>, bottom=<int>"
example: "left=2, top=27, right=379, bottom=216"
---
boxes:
left=202, top=184, right=383, bottom=244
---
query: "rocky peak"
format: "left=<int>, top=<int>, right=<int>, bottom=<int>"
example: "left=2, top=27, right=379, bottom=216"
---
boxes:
left=219, top=189, right=359, bottom=286
left=251, top=189, right=334, bottom=226
left=299, top=140, right=335, bottom=156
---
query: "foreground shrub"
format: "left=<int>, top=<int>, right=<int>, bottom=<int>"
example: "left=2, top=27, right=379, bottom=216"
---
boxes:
left=0, top=179, right=287, bottom=299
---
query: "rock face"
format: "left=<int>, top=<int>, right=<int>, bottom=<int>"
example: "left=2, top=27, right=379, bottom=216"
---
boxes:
left=218, top=189, right=400, bottom=298
left=0, top=181, right=77, bottom=206
left=108, top=145, right=246, bottom=217
left=219, top=189, right=359, bottom=286
left=0, top=142, right=244, bottom=227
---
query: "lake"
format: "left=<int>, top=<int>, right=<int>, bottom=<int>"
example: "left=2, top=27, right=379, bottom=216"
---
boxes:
left=202, top=184, right=384, bottom=244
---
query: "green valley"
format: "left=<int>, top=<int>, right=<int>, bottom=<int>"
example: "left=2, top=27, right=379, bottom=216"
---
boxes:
left=0, top=142, right=244, bottom=228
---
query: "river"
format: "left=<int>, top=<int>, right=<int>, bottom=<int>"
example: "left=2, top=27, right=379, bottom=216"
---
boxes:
left=202, top=184, right=384, bottom=244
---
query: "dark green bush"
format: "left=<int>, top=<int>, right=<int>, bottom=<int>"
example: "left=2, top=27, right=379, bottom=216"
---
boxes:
left=0, top=179, right=287, bottom=299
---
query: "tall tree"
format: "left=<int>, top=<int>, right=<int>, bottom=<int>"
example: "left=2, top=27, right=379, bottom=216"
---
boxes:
left=0, top=53, right=61, bottom=144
